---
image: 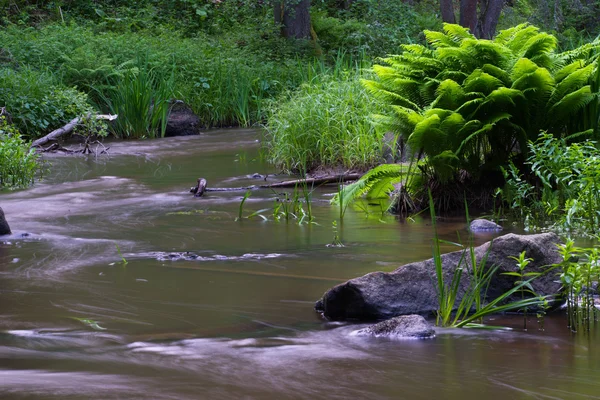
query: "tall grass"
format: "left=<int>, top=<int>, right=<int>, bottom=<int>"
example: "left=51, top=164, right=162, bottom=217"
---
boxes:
left=97, top=62, right=173, bottom=139
left=265, top=69, right=384, bottom=172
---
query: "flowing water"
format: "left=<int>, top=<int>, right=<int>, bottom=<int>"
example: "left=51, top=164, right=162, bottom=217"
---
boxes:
left=0, top=129, right=598, bottom=400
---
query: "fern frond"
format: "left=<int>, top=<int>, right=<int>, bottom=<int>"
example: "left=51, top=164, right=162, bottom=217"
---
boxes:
left=521, top=33, right=557, bottom=61
left=463, top=70, right=504, bottom=95
left=547, top=86, right=594, bottom=124
left=425, top=30, right=459, bottom=48
left=494, top=23, right=538, bottom=49
left=431, top=79, right=465, bottom=110
left=481, top=64, right=512, bottom=86
left=548, top=63, right=594, bottom=107
left=330, top=164, right=407, bottom=205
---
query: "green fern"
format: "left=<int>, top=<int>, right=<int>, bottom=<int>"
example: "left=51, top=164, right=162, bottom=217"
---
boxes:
left=331, top=164, right=410, bottom=206
left=360, top=23, right=600, bottom=190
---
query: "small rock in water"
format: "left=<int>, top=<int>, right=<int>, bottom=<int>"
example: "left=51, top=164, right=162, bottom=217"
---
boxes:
left=353, top=315, right=435, bottom=339
left=470, top=218, right=502, bottom=232
left=249, top=173, right=264, bottom=179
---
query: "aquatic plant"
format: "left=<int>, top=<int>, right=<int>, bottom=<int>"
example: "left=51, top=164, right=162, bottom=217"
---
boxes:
left=429, top=192, right=549, bottom=329
left=502, top=251, right=543, bottom=330
left=114, top=243, right=128, bottom=265
left=498, top=133, right=600, bottom=237
left=554, top=240, right=600, bottom=332
left=327, top=220, right=344, bottom=248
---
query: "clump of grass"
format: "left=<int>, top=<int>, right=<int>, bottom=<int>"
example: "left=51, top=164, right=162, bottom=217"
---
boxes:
left=97, top=61, right=173, bottom=139
left=114, top=243, right=128, bottom=265
left=265, top=71, right=384, bottom=172
left=0, top=116, right=41, bottom=188
left=429, top=191, right=550, bottom=329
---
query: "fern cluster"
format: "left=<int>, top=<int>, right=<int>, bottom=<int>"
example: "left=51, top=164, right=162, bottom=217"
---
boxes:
left=364, top=23, right=600, bottom=182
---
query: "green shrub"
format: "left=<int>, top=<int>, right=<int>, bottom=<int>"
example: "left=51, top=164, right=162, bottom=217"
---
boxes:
left=265, top=72, right=384, bottom=172
left=0, top=23, right=319, bottom=129
left=0, top=117, right=41, bottom=189
left=499, top=133, right=600, bottom=237
left=0, top=67, right=95, bottom=138
left=364, top=23, right=600, bottom=183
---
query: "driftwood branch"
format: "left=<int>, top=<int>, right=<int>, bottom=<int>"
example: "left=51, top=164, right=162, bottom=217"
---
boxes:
left=190, top=174, right=362, bottom=197
left=31, top=114, right=117, bottom=149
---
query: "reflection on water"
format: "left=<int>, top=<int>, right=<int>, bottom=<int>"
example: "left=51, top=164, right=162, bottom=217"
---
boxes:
left=0, top=129, right=598, bottom=399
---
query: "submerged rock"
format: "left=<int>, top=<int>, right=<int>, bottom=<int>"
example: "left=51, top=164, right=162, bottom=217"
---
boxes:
left=164, top=101, right=201, bottom=137
left=470, top=219, right=502, bottom=232
left=0, top=207, right=11, bottom=235
left=315, top=233, right=563, bottom=321
left=353, top=315, right=435, bottom=339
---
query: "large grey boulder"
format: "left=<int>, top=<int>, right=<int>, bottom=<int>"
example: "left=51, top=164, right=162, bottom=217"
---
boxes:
left=353, top=315, right=435, bottom=339
left=0, top=207, right=11, bottom=235
left=315, top=233, right=563, bottom=321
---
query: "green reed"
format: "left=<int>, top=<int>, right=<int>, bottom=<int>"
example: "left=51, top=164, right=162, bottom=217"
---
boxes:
left=429, top=191, right=549, bottom=329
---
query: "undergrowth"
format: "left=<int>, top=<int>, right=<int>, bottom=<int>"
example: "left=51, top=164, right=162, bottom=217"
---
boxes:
left=265, top=70, right=384, bottom=172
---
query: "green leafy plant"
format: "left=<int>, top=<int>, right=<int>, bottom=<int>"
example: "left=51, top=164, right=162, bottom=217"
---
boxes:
left=266, top=70, right=384, bottom=172
left=97, top=61, right=173, bottom=139
left=364, top=23, right=600, bottom=184
left=0, top=116, right=41, bottom=188
left=499, top=133, right=600, bottom=237
left=429, top=191, right=549, bottom=329
left=502, top=251, right=543, bottom=330
left=555, top=240, right=600, bottom=332
left=0, top=67, right=95, bottom=138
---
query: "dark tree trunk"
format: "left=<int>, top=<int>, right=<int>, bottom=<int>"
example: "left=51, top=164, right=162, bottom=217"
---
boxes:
left=478, top=0, right=505, bottom=39
left=459, top=0, right=478, bottom=33
left=274, top=0, right=311, bottom=39
left=338, top=0, right=353, bottom=9
left=440, top=0, right=456, bottom=24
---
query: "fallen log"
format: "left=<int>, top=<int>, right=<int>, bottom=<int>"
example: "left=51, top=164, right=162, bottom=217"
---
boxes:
left=31, top=114, right=117, bottom=149
left=190, top=174, right=362, bottom=197
left=260, top=174, right=362, bottom=188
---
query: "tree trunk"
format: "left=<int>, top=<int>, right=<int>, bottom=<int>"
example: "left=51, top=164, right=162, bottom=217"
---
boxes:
left=459, top=0, right=479, bottom=34
left=274, top=0, right=311, bottom=39
left=440, top=0, right=456, bottom=24
left=478, top=0, right=505, bottom=39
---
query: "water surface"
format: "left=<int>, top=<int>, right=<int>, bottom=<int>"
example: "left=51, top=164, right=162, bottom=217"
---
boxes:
left=1, top=129, right=598, bottom=399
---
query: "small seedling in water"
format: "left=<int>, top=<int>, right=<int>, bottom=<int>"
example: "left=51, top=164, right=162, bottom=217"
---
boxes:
left=70, top=317, right=107, bottom=331
left=327, top=220, right=344, bottom=248
left=115, top=243, right=128, bottom=265
left=503, top=251, right=541, bottom=330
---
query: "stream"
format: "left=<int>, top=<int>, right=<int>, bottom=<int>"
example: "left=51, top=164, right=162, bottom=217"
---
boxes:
left=1, top=129, right=599, bottom=399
